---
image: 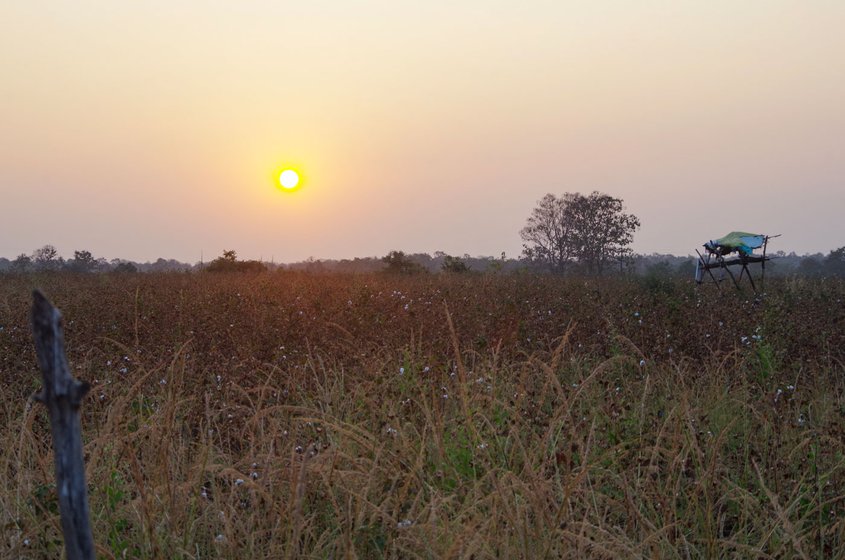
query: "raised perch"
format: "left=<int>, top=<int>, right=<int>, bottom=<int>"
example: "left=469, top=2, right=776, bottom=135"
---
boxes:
left=694, top=232, right=780, bottom=292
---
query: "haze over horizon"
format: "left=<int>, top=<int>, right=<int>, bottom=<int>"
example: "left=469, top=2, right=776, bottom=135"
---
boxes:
left=2, top=1, right=843, bottom=264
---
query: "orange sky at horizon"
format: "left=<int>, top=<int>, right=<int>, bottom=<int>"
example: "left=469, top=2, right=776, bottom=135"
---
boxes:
left=1, top=1, right=843, bottom=262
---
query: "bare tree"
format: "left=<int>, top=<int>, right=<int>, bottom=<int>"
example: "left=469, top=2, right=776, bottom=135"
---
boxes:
left=33, top=245, right=61, bottom=271
left=520, top=192, right=640, bottom=275
left=520, top=193, right=573, bottom=273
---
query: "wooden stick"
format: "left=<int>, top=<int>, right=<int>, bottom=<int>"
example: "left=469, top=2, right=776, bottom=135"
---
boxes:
left=762, top=236, right=769, bottom=291
left=744, top=261, right=757, bottom=292
left=696, top=249, right=721, bottom=289
left=31, top=290, right=95, bottom=560
left=721, top=258, right=741, bottom=290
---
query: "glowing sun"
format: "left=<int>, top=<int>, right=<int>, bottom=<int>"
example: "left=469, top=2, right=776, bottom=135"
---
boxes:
left=279, top=169, right=300, bottom=190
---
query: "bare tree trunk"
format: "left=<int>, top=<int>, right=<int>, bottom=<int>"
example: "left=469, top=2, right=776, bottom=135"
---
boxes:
left=31, top=290, right=95, bottom=560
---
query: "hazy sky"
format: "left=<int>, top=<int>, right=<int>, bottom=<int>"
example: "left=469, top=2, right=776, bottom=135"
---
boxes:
left=2, top=1, right=843, bottom=263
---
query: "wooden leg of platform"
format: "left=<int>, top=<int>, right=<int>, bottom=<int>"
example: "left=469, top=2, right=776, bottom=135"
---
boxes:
left=696, top=250, right=721, bottom=289
left=724, top=262, right=741, bottom=290
left=745, top=264, right=757, bottom=292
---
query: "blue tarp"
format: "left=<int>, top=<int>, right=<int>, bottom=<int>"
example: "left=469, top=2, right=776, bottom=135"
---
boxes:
left=704, top=232, right=766, bottom=256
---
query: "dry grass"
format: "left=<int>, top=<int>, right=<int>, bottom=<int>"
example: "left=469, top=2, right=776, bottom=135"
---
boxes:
left=1, top=272, right=844, bottom=558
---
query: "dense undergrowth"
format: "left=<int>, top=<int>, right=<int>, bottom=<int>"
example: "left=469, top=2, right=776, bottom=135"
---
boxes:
left=1, top=272, right=843, bottom=558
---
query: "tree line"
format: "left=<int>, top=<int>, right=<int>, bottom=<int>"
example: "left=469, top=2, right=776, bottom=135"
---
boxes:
left=4, top=243, right=844, bottom=279
left=1, top=246, right=183, bottom=274
left=3, top=191, right=843, bottom=278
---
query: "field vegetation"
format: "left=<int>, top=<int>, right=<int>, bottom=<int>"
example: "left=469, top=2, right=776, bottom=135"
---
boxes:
left=1, top=272, right=844, bottom=558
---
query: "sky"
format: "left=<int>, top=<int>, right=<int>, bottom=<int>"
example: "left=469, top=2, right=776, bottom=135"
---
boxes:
left=2, top=1, right=843, bottom=263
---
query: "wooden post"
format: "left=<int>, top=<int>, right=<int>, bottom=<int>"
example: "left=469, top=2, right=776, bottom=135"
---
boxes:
left=31, top=290, right=95, bottom=560
left=695, top=249, right=722, bottom=289
left=743, top=258, right=758, bottom=292
left=761, top=236, right=769, bottom=291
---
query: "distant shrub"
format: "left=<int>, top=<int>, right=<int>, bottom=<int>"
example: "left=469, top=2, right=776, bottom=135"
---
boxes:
left=205, top=250, right=268, bottom=273
left=113, top=262, right=138, bottom=274
left=442, top=255, right=470, bottom=274
left=382, top=250, right=427, bottom=275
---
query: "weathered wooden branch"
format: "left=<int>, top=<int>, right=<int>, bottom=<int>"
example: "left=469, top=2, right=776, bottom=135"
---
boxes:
left=31, top=290, right=94, bottom=560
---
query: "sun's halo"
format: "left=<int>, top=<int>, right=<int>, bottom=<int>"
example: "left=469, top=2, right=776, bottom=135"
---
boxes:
left=279, top=169, right=300, bottom=190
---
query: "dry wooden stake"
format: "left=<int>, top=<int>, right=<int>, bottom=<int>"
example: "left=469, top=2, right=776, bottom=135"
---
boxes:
left=31, top=290, right=95, bottom=560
